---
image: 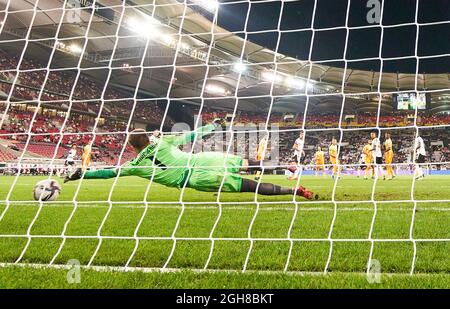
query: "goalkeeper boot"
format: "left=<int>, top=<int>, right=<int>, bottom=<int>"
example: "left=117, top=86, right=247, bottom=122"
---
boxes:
left=294, top=186, right=317, bottom=200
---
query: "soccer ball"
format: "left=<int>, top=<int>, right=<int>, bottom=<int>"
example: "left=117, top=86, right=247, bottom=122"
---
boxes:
left=33, top=179, right=61, bottom=201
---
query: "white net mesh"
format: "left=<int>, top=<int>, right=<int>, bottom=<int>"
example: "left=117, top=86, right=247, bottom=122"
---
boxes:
left=0, top=0, right=449, bottom=275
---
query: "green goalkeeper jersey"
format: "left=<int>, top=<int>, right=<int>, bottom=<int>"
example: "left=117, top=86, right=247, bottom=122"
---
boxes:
left=84, top=123, right=219, bottom=188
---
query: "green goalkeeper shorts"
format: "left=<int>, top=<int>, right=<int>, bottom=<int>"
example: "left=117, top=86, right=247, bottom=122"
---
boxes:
left=187, top=152, right=243, bottom=192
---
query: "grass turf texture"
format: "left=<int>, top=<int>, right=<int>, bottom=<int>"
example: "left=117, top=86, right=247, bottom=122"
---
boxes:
left=0, top=174, right=449, bottom=288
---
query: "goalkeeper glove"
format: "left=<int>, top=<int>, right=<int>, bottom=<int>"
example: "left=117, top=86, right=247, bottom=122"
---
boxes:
left=64, top=168, right=83, bottom=183
left=212, top=118, right=227, bottom=129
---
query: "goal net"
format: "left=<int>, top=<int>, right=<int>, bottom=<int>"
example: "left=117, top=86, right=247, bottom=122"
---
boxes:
left=0, top=0, right=449, bottom=277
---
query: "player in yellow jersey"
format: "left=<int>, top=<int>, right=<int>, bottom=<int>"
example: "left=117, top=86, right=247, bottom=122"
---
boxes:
left=81, top=143, right=92, bottom=171
left=384, top=132, right=395, bottom=180
left=314, top=146, right=325, bottom=176
left=255, top=135, right=269, bottom=181
left=362, top=139, right=373, bottom=179
left=329, top=138, right=340, bottom=179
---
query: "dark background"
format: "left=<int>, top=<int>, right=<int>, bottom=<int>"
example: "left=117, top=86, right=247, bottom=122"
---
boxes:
left=211, top=0, right=450, bottom=73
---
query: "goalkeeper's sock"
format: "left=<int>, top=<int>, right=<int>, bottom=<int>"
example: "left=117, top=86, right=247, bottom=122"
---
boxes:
left=241, top=179, right=292, bottom=195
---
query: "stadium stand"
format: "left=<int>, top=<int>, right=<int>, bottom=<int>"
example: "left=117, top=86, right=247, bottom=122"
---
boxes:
left=2, top=102, right=450, bottom=166
left=2, top=50, right=450, bottom=167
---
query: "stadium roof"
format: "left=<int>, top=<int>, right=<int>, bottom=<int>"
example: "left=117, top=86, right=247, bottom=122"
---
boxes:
left=0, top=0, right=449, bottom=114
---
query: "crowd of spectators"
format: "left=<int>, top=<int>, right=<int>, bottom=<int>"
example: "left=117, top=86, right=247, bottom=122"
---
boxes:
left=0, top=50, right=172, bottom=126
left=0, top=106, right=134, bottom=163
left=2, top=102, right=450, bottom=167
left=194, top=108, right=450, bottom=129
left=2, top=50, right=450, bottom=168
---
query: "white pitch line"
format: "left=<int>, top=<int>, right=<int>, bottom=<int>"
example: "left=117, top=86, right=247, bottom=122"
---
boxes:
left=1, top=203, right=450, bottom=211
left=0, top=261, right=421, bottom=278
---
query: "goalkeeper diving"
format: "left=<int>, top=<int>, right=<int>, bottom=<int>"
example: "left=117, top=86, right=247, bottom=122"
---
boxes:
left=65, top=119, right=317, bottom=199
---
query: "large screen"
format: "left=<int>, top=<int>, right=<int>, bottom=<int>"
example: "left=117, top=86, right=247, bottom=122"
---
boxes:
left=394, top=93, right=429, bottom=110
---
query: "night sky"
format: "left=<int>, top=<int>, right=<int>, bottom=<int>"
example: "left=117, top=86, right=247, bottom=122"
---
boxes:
left=211, top=0, right=450, bottom=74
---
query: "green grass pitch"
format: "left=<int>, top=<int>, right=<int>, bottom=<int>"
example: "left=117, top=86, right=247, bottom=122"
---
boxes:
left=0, top=174, right=449, bottom=288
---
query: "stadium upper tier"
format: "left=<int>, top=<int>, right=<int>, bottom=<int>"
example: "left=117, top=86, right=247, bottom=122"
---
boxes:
left=0, top=0, right=448, bottom=114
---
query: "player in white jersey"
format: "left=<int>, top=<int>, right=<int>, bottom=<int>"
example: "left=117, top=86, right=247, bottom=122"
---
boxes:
left=414, top=135, right=426, bottom=180
left=293, top=131, right=305, bottom=164
left=64, top=144, right=77, bottom=175
left=370, top=131, right=383, bottom=179
left=291, top=131, right=305, bottom=180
